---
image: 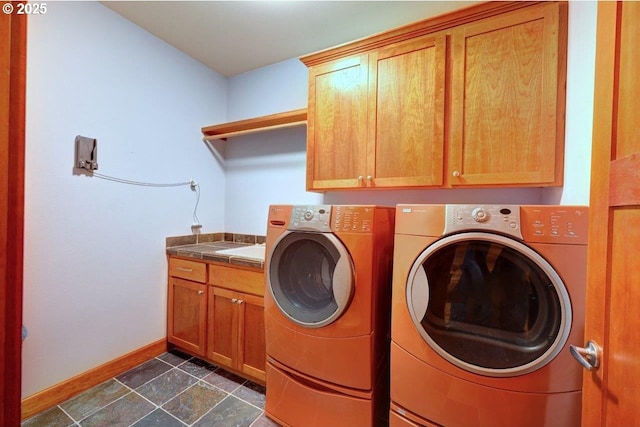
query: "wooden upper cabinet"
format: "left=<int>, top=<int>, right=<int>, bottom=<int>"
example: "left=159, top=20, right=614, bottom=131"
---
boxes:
left=448, top=2, right=567, bottom=186
left=369, top=34, right=446, bottom=188
left=306, top=35, right=446, bottom=191
left=302, top=1, right=567, bottom=191
left=307, top=55, right=369, bottom=190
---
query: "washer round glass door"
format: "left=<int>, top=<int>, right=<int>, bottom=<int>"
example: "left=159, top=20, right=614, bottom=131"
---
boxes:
left=268, top=231, right=354, bottom=328
left=406, top=232, right=572, bottom=377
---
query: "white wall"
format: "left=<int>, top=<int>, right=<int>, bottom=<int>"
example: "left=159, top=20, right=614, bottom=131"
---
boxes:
left=22, top=2, right=227, bottom=397
left=224, top=59, right=320, bottom=235
left=542, top=0, right=597, bottom=205
left=224, top=1, right=597, bottom=234
left=227, top=58, right=309, bottom=121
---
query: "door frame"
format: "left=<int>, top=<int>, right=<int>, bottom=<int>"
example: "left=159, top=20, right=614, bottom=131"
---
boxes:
left=1, top=9, right=27, bottom=427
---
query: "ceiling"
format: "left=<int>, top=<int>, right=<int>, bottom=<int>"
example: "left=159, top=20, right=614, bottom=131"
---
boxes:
left=102, top=1, right=479, bottom=77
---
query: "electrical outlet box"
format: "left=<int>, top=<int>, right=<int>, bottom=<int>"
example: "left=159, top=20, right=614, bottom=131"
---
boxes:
left=75, top=135, right=98, bottom=170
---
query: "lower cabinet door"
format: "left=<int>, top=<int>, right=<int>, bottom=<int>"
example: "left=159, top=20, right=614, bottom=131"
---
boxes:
left=207, top=286, right=238, bottom=368
left=168, top=277, right=207, bottom=356
left=207, top=286, right=266, bottom=382
left=238, top=293, right=266, bottom=381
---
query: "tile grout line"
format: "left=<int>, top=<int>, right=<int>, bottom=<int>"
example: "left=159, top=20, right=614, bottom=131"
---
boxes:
left=152, top=363, right=265, bottom=426
left=55, top=378, right=137, bottom=426
left=73, top=388, right=139, bottom=426
left=157, top=376, right=232, bottom=425
left=185, top=393, right=235, bottom=427
left=163, top=354, right=268, bottom=409
left=55, top=404, right=79, bottom=427
left=187, top=370, right=267, bottom=411
left=248, top=412, right=272, bottom=427
left=119, top=354, right=224, bottom=426
left=124, top=388, right=164, bottom=427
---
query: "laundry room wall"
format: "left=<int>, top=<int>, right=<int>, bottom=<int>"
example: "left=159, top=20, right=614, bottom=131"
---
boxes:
left=224, top=1, right=597, bottom=235
left=22, top=2, right=227, bottom=397
left=541, top=0, right=597, bottom=206
left=224, top=59, right=322, bottom=236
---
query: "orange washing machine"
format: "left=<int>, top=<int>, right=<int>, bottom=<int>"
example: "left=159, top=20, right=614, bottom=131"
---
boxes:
left=390, top=205, right=588, bottom=427
left=264, top=205, right=395, bottom=427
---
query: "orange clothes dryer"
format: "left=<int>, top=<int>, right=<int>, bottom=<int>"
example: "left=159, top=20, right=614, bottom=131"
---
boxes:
left=264, top=205, right=395, bottom=427
left=390, top=205, right=588, bottom=427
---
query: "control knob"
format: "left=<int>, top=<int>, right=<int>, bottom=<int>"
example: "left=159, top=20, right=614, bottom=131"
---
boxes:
left=303, top=210, right=314, bottom=221
left=472, top=207, right=490, bottom=223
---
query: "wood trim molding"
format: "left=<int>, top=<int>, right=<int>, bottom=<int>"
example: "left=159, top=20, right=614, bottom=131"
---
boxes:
left=1, top=8, right=27, bottom=427
left=300, top=1, right=542, bottom=66
left=21, top=339, right=167, bottom=421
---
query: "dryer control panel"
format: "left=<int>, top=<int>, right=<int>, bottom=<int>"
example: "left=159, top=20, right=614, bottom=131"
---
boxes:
left=520, top=206, right=589, bottom=244
left=444, top=205, right=523, bottom=239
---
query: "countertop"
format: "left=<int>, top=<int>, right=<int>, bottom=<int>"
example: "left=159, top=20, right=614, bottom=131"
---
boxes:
left=166, top=232, right=265, bottom=270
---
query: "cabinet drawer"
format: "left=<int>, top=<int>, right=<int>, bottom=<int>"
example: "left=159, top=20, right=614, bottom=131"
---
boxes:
left=208, top=264, right=264, bottom=296
left=169, top=258, right=206, bottom=283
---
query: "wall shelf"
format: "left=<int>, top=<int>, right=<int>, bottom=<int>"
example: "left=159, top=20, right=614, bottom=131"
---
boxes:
left=201, top=108, right=307, bottom=141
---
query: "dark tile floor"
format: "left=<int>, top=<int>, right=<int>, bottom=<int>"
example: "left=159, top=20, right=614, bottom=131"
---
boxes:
left=22, top=350, right=281, bottom=427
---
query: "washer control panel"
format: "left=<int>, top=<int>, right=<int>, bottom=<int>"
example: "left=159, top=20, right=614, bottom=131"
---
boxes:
left=289, top=205, right=332, bottom=232
left=444, top=205, right=523, bottom=239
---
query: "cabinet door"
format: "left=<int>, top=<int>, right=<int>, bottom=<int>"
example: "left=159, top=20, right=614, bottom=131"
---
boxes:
left=168, top=277, right=207, bottom=356
left=207, top=286, right=239, bottom=368
left=237, top=293, right=266, bottom=381
left=449, top=2, right=567, bottom=186
left=307, top=55, right=369, bottom=190
left=368, top=34, right=446, bottom=188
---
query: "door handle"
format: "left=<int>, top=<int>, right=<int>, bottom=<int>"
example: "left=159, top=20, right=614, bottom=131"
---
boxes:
left=569, top=341, right=600, bottom=371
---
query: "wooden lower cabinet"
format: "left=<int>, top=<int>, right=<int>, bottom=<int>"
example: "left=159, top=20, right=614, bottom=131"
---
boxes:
left=207, top=287, right=266, bottom=382
left=168, top=257, right=208, bottom=357
left=167, top=277, right=207, bottom=357
left=167, top=256, right=266, bottom=384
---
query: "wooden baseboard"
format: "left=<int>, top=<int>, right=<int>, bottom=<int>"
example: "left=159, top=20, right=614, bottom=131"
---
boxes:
left=21, top=339, right=167, bottom=420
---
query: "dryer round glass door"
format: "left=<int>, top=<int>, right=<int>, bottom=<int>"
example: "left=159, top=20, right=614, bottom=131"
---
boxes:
left=406, top=232, right=572, bottom=377
left=268, top=231, right=354, bottom=328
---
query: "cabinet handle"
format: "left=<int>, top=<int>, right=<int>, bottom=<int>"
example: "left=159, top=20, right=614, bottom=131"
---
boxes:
left=358, top=176, right=364, bottom=181
left=366, top=176, right=372, bottom=181
left=176, top=267, right=193, bottom=272
left=197, top=290, right=204, bottom=295
left=237, top=299, right=244, bottom=304
left=452, top=170, right=461, bottom=177
left=231, top=298, right=238, bottom=303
